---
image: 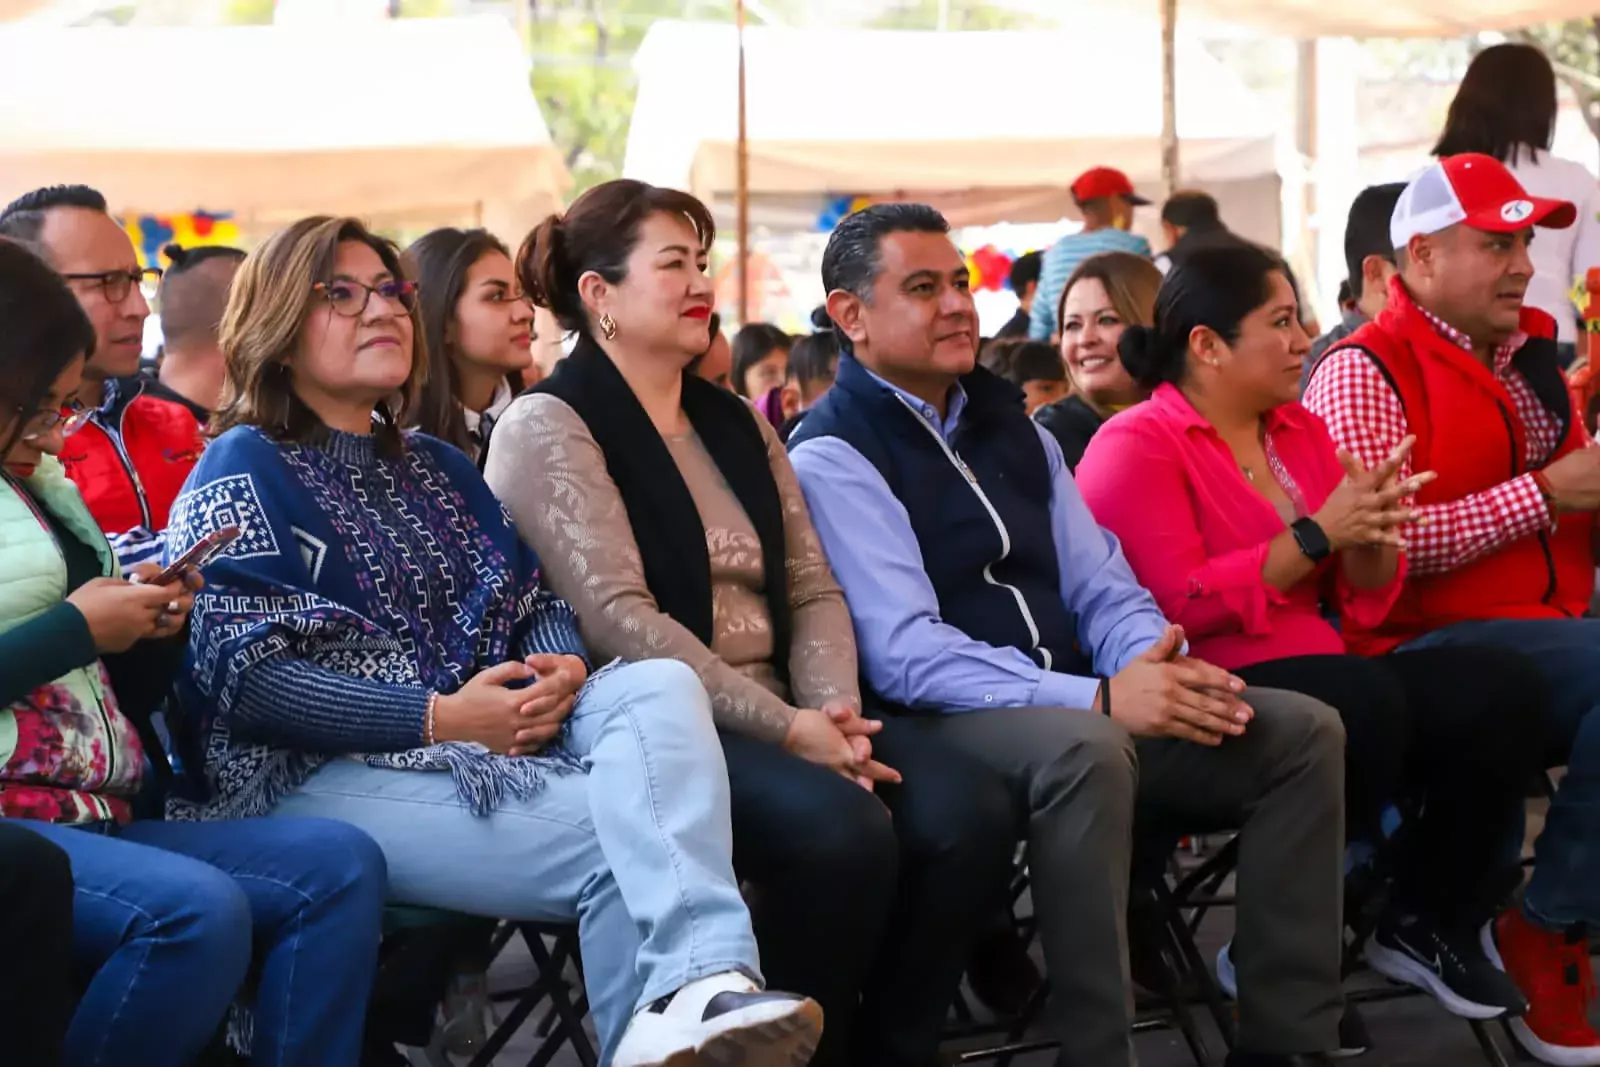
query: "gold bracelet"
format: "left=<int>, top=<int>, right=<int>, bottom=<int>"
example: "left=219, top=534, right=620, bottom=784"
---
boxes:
left=424, top=691, right=438, bottom=746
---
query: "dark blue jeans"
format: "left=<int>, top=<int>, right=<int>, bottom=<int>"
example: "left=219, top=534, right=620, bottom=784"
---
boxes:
left=1403, top=617, right=1600, bottom=929
left=16, top=816, right=387, bottom=1067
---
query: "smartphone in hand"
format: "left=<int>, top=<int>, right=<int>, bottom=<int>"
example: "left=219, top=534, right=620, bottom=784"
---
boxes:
left=140, top=526, right=242, bottom=586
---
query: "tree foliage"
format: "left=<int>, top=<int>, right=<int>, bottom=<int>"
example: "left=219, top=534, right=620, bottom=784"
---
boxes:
left=869, top=0, right=1047, bottom=31
left=222, top=0, right=272, bottom=23
left=524, top=0, right=814, bottom=193
left=525, top=0, right=1040, bottom=194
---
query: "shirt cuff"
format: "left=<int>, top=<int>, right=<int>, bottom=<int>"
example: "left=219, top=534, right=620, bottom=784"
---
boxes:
left=1187, top=544, right=1285, bottom=636
left=1033, top=670, right=1102, bottom=713
left=1496, top=473, right=1557, bottom=536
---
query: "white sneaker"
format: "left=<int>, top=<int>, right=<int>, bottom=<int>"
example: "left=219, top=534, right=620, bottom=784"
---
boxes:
left=612, top=971, right=823, bottom=1067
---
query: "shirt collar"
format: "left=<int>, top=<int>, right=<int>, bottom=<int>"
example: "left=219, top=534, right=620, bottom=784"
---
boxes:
left=1148, top=381, right=1295, bottom=435
left=861, top=364, right=968, bottom=441
left=462, top=378, right=515, bottom=436
left=1392, top=279, right=1528, bottom=375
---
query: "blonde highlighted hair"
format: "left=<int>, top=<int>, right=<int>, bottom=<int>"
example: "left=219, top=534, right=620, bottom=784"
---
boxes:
left=211, top=216, right=427, bottom=455
left=1056, top=251, right=1163, bottom=336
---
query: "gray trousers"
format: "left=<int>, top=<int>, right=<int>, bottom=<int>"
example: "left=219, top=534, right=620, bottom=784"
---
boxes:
left=912, top=686, right=1346, bottom=1066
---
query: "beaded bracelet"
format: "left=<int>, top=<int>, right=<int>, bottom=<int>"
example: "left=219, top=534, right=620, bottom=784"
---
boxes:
left=424, top=691, right=438, bottom=746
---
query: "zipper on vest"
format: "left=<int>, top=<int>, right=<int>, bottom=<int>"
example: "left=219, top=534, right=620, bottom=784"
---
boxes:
left=892, top=395, right=1052, bottom=670
left=1497, top=399, right=1560, bottom=605
left=108, top=403, right=154, bottom=530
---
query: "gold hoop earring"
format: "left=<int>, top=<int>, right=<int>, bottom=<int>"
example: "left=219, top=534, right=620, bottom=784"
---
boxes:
left=599, top=312, right=618, bottom=340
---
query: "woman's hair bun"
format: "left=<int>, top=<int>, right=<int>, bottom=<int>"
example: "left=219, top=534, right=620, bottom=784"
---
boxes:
left=163, top=243, right=188, bottom=267
left=809, top=305, right=834, bottom=331
left=1116, top=324, right=1163, bottom=387
left=515, top=212, right=570, bottom=323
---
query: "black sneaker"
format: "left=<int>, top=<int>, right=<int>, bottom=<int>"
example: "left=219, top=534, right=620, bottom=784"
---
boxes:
left=1365, top=914, right=1528, bottom=1020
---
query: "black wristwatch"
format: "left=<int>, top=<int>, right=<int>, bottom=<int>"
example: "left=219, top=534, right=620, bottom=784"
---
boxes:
left=1291, top=517, right=1332, bottom=562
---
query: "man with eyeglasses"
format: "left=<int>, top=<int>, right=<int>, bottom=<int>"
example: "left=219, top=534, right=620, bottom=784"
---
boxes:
left=0, top=186, right=209, bottom=567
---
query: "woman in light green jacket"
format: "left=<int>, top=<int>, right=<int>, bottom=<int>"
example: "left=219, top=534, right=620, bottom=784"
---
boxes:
left=0, top=233, right=388, bottom=1067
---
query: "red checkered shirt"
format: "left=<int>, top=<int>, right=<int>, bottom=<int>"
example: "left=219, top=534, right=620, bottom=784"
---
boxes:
left=1302, top=287, right=1562, bottom=577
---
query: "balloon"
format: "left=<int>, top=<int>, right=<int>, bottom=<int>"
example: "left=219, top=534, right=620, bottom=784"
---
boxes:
left=119, top=212, right=241, bottom=268
left=817, top=194, right=878, bottom=232
left=967, top=244, right=1014, bottom=293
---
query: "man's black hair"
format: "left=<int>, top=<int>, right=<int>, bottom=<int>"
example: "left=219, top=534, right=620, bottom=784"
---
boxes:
left=163, top=242, right=246, bottom=275
left=787, top=330, right=840, bottom=387
left=0, top=185, right=109, bottom=250
left=1008, top=251, right=1042, bottom=297
left=1160, top=190, right=1222, bottom=231
left=158, top=243, right=247, bottom=351
left=1343, top=183, right=1406, bottom=300
left=821, top=202, right=951, bottom=300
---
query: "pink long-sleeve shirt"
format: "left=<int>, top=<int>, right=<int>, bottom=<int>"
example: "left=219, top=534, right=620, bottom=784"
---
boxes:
left=1074, top=383, right=1404, bottom=671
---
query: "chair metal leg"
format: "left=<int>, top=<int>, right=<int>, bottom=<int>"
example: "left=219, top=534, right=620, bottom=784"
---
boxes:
left=466, top=982, right=550, bottom=1067
left=523, top=925, right=599, bottom=1067
left=1137, top=885, right=1218, bottom=1066
left=1152, top=877, right=1235, bottom=1053
left=1471, top=1019, right=1514, bottom=1067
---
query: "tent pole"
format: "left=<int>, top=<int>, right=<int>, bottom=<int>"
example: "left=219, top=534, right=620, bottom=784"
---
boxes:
left=736, top=0, right=750, bottom=326
left=1160, top=0, right=1178, bottom=197
left=1295, top=39, right=1318, bottom=304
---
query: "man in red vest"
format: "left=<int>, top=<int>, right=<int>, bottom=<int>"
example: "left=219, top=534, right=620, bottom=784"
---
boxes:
left=1305, top=153, right=1600, bottom=1067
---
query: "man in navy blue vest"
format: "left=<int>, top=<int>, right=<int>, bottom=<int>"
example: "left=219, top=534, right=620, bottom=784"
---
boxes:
left=789, top=203, right=1347, bottom=1067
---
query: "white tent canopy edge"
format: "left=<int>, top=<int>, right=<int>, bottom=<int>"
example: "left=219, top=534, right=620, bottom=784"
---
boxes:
left=0, top=16, right=570, bottom=233
left=625, top=18, right=1283, bottom=244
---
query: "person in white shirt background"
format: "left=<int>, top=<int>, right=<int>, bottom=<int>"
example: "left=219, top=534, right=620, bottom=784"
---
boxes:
left=1434, top=42, right=1600, bottom=366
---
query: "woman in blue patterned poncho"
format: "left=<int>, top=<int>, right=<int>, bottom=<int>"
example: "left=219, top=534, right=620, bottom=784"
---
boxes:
left=166, top=216, right=821, bottom=1067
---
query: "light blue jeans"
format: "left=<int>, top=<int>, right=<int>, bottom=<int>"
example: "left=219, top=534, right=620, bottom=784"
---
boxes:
left=272, top=659, right=762, bottom=1057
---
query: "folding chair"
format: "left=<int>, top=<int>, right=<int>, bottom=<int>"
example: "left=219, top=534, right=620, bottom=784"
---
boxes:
left=372, top=907, right=598, bottom=1067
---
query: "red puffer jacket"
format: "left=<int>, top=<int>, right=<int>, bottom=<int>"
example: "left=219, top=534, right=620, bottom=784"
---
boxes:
left=58, top=377, right=208, bottom=536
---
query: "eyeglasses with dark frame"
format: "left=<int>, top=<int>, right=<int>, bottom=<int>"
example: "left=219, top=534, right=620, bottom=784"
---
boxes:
left=18, top=398, right=89, bottom=442
left=59, top=267, right=163, bottom=304
left=312, top=279, right=420, bottom=318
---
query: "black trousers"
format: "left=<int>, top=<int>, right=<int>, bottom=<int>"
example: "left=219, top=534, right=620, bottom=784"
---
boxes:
left=723, top=716, right=1016, bottom=1067
left=1237, top=645, right=1550, bottom=931
left=0, top=821, right=74, bottom=1067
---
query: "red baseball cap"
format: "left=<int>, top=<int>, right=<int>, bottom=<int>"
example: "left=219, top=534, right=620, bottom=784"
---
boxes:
left=1071, top=166, right=1150, bottom=206
left=1390, top=152, right=1576, bottom=248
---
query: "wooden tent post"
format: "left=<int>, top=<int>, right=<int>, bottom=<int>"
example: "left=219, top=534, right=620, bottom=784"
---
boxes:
left=1160, top=0, right=1179, bottom=197
left=736, top=0, right=750, bottom=326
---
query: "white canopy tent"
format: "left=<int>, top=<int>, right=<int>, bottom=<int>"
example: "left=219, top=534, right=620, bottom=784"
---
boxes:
left=1104, top=0, right=1600, bottom=39
left=0, top=16, right=570, bottom=234
left=625, top=18, right=1284, bottom=246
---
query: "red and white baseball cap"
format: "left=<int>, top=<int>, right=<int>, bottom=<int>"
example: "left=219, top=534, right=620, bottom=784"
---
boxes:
left=1390, top=152, right=1576, bottom=249
left=1071, top=166, right=1150, bottom=206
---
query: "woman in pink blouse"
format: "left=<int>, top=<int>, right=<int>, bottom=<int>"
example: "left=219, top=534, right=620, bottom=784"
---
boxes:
left=1076, top=240, right=1551, bottom=1026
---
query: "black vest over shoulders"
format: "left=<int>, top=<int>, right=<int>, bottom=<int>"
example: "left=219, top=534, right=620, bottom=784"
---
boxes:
left=789, top=356, right=1084, bottom=675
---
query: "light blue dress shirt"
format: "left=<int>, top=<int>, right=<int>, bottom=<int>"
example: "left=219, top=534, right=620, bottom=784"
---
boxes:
left=788, top=369, right=1173, bottom=714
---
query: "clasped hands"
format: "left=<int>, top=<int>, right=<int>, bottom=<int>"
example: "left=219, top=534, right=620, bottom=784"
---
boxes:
left=1314, top=435, right=1436, bottom=552
left=785, top=700, right=901, bottom=793
left=434, top=653, right=588, bottom=756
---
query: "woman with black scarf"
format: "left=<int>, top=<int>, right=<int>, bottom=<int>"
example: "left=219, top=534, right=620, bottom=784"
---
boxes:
left=485, top=180, right=1017, bottom=1067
